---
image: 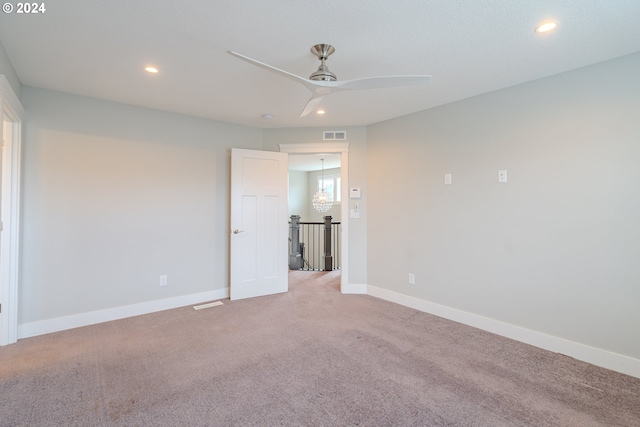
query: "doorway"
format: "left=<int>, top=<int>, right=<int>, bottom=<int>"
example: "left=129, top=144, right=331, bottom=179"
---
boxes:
left=288, top=153, right=341, bottom=271
left=279, top=142, right=349, bottom=293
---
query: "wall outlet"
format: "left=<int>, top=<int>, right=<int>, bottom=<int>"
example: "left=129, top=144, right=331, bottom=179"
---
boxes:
left=408, top=273, right=415, bottom=285
left=159, top=275, right=168, bottom=286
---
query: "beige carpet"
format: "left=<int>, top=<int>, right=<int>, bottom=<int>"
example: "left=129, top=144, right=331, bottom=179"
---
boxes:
left=1, top=270, right=639, bottom=426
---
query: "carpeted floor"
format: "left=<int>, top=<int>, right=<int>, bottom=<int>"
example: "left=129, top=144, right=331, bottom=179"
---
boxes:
left=1, top=270, right=639, bottom=426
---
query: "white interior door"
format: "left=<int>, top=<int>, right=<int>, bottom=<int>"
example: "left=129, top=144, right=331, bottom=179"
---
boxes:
left=230, top=148, right=288, bottom=300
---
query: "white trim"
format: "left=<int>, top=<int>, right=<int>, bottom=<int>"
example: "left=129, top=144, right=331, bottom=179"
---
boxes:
left=18, top=288, right=229, bottom=339
left=279, top=142, right=350, bottom=154
left=0, top=75, right=23, bottom=346
left=279, top=142, right=351, bottom=293
left=341, top=283, right=367, bottom=294
left=339, top=150, right=349, bottom=292
left=367, top=285, right=640, bottom=379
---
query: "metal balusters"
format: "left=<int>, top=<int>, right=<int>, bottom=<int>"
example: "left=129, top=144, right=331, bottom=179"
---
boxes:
left=289, top=215, right=341, bottom=271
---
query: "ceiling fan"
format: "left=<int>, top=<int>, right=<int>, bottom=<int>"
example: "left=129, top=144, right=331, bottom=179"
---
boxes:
left=227, top=44, right=432, bottom=117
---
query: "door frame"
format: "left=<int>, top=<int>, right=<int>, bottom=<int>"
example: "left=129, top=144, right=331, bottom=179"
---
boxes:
left=0, top=76, right=24, bottom=345
left=279, top=142, right=349, bottom=292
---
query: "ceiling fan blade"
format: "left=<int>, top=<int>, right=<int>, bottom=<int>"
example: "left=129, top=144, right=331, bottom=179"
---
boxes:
left=299, top=75, right=431, bottom=115
left=227, top=50, right=313, bottom=88
left=228, top=47, right=431, bottom=119
left=228, top=50, right=336, bottom=117
left=334, top=75, right=432, bottom=91
left=299, top=95, right=324, bottom=118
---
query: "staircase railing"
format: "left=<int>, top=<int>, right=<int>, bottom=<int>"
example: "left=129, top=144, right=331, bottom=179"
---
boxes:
left=289, top=215, right=341, bottom=271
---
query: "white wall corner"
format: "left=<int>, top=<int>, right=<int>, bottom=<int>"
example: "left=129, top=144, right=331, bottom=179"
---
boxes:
left=0, top=76, right=25, bottom=118
left=17, top=288, right=229, bottom=340
left=366, top=285, right=640, bottom=380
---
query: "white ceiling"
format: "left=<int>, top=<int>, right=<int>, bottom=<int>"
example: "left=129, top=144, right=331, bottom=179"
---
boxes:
left=1, top=1, right=639, bottom=129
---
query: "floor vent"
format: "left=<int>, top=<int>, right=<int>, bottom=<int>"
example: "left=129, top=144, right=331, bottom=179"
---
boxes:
left=323, top=131, right=347, bottom=140
left=193, top=301, right=224, bottom=310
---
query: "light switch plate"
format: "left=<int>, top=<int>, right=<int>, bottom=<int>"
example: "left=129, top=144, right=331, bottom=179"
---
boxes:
left=351, top=203, right=360, bottom=218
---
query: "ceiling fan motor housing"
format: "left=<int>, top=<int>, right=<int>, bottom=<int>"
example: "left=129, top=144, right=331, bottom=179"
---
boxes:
left=309, top=44, right=337, bottom=81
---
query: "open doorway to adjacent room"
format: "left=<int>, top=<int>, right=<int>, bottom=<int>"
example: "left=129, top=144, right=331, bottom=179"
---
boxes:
left=288, top=153, right=342, bottom=273
left=280, top=142, right=349, bottom=293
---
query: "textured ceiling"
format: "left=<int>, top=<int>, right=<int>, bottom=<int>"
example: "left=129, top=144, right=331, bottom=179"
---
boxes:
left=1, top=0, right=639, bottom=129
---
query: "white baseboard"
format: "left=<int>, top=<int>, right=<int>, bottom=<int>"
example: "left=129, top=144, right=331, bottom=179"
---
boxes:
left=18, top=288, right=229, bottom=339
left=367, top=285, right=640, bottom=380
left=341, top=283, right=367, bottom=294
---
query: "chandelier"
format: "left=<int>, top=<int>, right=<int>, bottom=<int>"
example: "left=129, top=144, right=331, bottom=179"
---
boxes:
left=312, top=158, right=333, bottom=213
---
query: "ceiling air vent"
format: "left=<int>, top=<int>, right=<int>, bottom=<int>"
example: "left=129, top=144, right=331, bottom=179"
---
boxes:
left=323, top=131, right=347, bottom=141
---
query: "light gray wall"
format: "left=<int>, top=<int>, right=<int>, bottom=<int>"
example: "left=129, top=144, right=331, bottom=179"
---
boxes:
left=367, top=52, right=640, bottom=359
left=19, top=86, right=262, bottom=324
left=0, top=40, right=21, bottom=98
left=288, top=170, right=309, bottom=219
left=262, top=127, right=368, bottom=286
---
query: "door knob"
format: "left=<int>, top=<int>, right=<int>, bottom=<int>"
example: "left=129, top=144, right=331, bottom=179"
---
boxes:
left=233, top=229, right=245, bottom=234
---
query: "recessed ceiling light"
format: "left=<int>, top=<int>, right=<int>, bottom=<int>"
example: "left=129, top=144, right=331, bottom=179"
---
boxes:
left=316, top=109, right=326, bottom=115
left=145, top=66, right=159, bottom=74
left=262, top=113, right=273, bottom=120
left=535, top=21, right=558, bottom=33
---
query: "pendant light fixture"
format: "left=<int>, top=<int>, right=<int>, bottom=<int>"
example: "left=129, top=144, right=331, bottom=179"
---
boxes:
left=312, top=158, right=333, bottom=213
